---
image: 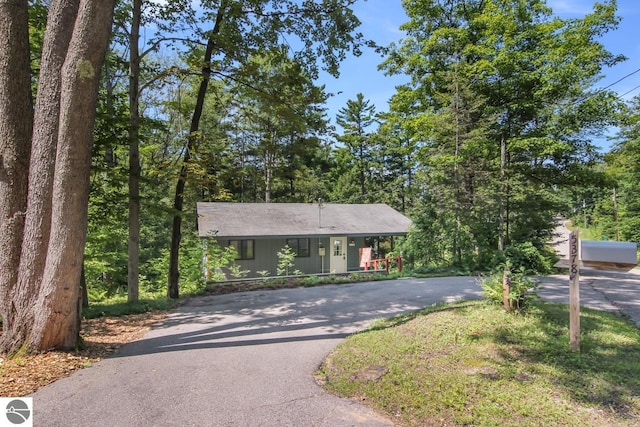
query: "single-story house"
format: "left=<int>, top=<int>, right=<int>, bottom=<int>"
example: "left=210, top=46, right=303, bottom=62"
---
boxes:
left=196, top=202, right=412, bottom=278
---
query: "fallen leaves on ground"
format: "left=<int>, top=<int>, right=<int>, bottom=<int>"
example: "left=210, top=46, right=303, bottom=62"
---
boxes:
left=0, top=311, right=168, bottom=397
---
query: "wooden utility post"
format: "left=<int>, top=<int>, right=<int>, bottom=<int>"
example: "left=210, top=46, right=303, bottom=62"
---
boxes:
left=561, top=229, right=637, bottom=352
left=613, top=188, right=620, bottom=241
left=569, top=230, right=580, bottom=351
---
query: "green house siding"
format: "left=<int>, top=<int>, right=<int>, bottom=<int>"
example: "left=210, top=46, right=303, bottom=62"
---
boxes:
left=215, top=236, right=381, bottom=278
left=219, top=237, right=326, bottom=278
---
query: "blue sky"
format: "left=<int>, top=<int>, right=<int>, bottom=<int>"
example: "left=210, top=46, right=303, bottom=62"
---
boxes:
left=321, top=0, right=640, bottom=151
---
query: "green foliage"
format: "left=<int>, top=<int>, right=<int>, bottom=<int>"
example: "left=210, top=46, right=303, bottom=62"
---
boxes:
left=381, top=0, right=622, bottom=272
left=481, top=268, right=539, bottom=312
left=334, top=93, right=379, bottom=200
left=586, top=96, right=640, bottom=245
left=83, top=295, right=176, bottom=319
left=224, top=52, right=331, bottom=203
left=276, top=245, right=296, bottom=276
left=321, top=275, right=351, bottom=284
left=228, top=264, right=251, bottom=279
left=408, top=266, right=472, bottom=277
left=299, top=275, right=322, bottom=287
left=398, top=195, right=448, bottom=269
left=178, top=232, right=209, bottom=295
left=28, top=0, right=48, bottom=80
left=162, top=0, right=368, bottom=80
left=205, top=241, right=242, bottom=281
left=490, top=241, right=556, bottom=275
left=349, top=272, right=401, bottom=281
left=87, top=286, right=109, bottom=303
left=85, top=161, right=129, bottom=296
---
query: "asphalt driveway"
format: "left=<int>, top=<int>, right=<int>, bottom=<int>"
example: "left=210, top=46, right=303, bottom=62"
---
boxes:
left=31, top=272, right=640, bottom=426
left=538, top=268, right=640, bottom=327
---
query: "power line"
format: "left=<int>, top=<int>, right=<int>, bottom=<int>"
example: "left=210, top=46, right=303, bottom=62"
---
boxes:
left=619, top=83, right=640, bottom=99
left=571, top=67, right=640, bottom=106
left=600, top=67, right=640, bottom=93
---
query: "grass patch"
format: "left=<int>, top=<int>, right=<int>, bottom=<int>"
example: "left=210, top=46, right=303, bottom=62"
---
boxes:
left=318, top=300, right=640, bottom=426
left=82, top=294, right=176, bottom=319
left=206, top=272, right=399, bottom=293
left=407, top=266, right=477, bottom=277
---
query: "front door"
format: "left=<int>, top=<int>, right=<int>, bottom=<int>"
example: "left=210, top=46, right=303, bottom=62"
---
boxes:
left=330, top=236, right=348, bottom=273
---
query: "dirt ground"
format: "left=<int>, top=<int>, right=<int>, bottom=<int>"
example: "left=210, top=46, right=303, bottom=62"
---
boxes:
left=0, top=311, right=168, bottom=397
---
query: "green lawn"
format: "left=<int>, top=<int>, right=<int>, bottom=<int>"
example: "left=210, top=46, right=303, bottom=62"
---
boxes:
left=318, top=300, right=640, bottom=426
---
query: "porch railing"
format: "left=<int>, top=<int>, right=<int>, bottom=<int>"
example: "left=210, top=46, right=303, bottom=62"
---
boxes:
left=363, top=256, right=403, bottom=273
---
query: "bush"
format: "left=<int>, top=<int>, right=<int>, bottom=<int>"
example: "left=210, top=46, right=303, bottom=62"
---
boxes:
left=503, top=242, right=555, bottom=275
left=299, top=275, right=322, bottom=286
left=408, top=265, right=471, bottom=277
left=276, top=245, right=296, bottom=276
left=83, top=295, right=175, bottom=319
left=481, top=267, right=539, bottom=312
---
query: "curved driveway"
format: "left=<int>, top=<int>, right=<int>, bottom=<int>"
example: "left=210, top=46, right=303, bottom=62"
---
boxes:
left=32, top=272, right=640, bottom=426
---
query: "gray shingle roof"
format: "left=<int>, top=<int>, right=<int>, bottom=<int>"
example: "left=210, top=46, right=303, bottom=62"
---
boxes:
left=197, top=202, right=412, bottom=238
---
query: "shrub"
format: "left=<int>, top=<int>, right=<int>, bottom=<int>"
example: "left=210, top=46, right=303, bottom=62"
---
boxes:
left=206, top=243, right=241, bottom=282
left=276, top=245, right=296, bottom=276
left=228, top=264, right=250, bottom=279
left=481, top=267, right=539, bottom=312
left=408, top=265, right=471, bottom=277
left=299, top=275, right=322, bottom=286
left=503, top=242, right=555, bottom=275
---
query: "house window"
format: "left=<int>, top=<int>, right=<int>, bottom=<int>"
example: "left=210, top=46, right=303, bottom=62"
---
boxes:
left=286, top=238, right=310, bottom=257
left=333, top=239, right=343, bottom=256
left=229, top=240, right=254, bottom=260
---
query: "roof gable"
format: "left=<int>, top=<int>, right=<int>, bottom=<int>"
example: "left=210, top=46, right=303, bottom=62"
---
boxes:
left=197, top=202, right=412, bottom=238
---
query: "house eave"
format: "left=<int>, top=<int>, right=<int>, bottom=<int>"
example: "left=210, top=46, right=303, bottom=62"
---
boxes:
left=204, top=231, right=408, bottom=240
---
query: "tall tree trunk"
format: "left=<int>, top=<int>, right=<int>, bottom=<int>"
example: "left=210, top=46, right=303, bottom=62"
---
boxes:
left=128, top=0, right=142, bottom=302
left=498, top=133, right=507, bottom=253
left=0, top=0, right=115, bottom=354
left=264, top=147, right=273, bottom=203
left=359, top=142, right=365, bottom=197
left=28, top=0, right=115, bottom=351
left=4, top=0, right=80, bottom=352
left=168, top=1, right=228, bottom=299
left=81, top=264, right=89, bottom=308
left=0, top=0, right=32, bottom=350
left=453, top=68, right=462, bottom=266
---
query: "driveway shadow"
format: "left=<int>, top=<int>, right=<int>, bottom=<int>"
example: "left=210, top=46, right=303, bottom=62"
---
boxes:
left=113, top=278, right=484, bottom=358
